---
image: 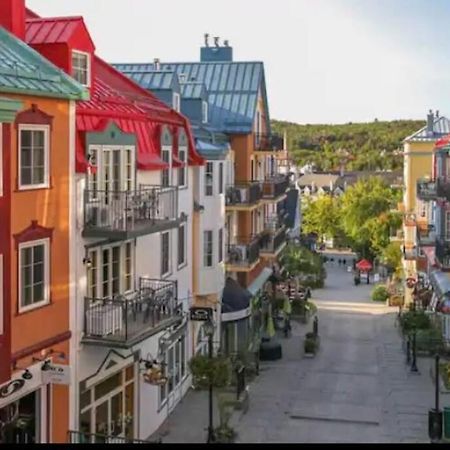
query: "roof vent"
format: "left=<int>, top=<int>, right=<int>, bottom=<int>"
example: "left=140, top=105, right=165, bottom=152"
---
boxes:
left=224, top=40, right=230, bottom=47
left=214, top=36, right=220, bottom=47
left=204, top=33, right=210, bottom=47
left=436, top=110, right=440, bottom=118
left=154, top=58, right=161, bottom=71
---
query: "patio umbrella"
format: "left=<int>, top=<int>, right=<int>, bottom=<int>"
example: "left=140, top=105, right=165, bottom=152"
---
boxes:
left=356, top=259, right=372, bottom=272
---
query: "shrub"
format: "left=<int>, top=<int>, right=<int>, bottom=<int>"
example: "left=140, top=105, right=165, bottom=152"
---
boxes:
left=415, top=328, right=444, bottom=354
left=400, top=310, right=431, bottom=334
left=304, top=337, right=316, bottom=354
left=371, top=285, right=389, bottom=302
left=189, top=354, right=231, bottom=389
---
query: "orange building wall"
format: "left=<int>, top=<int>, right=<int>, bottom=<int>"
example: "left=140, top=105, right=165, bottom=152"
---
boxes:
left=9, top=95, right=71, bottom=353
left=231, top=135, right=252, bottom=181
left=6, top=93, right=71, bottom=443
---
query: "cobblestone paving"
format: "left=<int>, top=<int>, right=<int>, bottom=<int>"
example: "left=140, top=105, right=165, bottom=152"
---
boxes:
left=149, top=262, right=447, bottom=443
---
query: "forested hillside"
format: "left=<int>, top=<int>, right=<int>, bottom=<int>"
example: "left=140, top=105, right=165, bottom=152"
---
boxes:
left=271, top=119, right=425, bottom=171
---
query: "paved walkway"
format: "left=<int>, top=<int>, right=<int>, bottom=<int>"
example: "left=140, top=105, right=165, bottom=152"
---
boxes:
left=149, top=264, right=448, bottom=443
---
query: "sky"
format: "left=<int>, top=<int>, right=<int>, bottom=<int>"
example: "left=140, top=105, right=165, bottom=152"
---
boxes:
left=27, top=0, right=450, bottom=124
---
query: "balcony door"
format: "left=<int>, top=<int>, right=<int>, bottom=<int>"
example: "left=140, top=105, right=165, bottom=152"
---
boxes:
left=88, top=145, right=135, bottom=198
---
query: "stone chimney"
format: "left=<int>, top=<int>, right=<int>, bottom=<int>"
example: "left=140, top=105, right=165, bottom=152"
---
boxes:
left=0, top=0, right=26, bottom=40
left=427, top=109, right=434, bottom=134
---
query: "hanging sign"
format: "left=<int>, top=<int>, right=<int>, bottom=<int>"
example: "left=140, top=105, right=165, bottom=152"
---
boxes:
left=42, top=363, right=71, bottom=385
left=189, top=307, right=213, bottom=321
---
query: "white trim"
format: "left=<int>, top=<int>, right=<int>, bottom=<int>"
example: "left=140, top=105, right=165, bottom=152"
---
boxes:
left=68, top=101, right=78, bottom=434
left=18, top=124, right=50, bottom=190
left=221, top=307, right=251, bottom=322
left=72, top=49, right=91, bottom=87
left=18, top=238, right=51, bottom=314
left=202, top=101, right=208, bottom=124
left=161, top=145, right=172, bottom=187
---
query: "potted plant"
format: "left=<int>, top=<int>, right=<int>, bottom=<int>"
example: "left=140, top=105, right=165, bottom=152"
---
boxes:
left=303, top=331, right=320, bottom=356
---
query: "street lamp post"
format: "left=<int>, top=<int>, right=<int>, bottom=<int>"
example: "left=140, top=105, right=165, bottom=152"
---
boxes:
left=204, top=319, right=215, bottom=444
left=411, top=329, right=418, bottom=373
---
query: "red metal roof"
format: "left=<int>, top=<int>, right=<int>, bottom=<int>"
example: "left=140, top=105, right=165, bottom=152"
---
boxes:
left=26, top=17, right=81, bottom=44
left=435, top=134, right=450, bottom=149
left=23, top=10, right=204, bottom=172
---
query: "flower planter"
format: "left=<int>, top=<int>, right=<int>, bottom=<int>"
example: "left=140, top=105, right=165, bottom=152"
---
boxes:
left=303, top=332, right=320, bottom=357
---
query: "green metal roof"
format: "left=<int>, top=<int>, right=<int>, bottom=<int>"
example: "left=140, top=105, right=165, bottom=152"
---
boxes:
left=0, top=26, right=89, bottom=100
left=0, top=96, right=23, bottom=122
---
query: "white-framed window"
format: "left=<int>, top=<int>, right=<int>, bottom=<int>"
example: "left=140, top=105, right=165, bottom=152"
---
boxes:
left=202, top=101, right=208, bottom=124
left=218, top=228, right=223, bottom=263
left=446, top=211, right=450, bottom=241
left=172, top=93, right=181, bottom=112
left=178, top=223, right=186, bottom=268
left=87, top=241, right=134, bottom=299
left=72, top=50, right=91, bottom=87
left=161, top=147, right=172, bottom=187
left=205, top=162, right=213, bottom=196
left=0, top=254, right=3, bottom=335
left=218, top=162, right=223, bottom=194
left=159, top=334, right=187, bottom=407
left=18, top=124, right=50, bottom=190
left=87, top=145, right=136, bottom=200
left=0, top=123, right=3, bottom=197
left=178, top=148, right=187, bottom=188
left=204, top=230, right=213, bottom=267
left=161, top=231, right=171, bottom=277
left=18, top=238, right=50, bottom=313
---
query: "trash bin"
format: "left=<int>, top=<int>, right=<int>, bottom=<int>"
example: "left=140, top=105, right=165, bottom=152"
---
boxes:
left=429, top=409, right=443, bottom=441
left=444, top=407, right=450, bottom=440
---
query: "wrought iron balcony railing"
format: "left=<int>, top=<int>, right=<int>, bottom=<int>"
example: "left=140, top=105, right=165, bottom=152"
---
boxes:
left=262, top=175, right=289, bottom=200
left=83, top=185, right=180, bottom=239
left=226, top=181, right=262, bottom=207
left=254, top=133, right=284, bottom=152
left=67, top=431, right=161, bottom=444
left=417, top=224, right=436, bottom=246
left=82, top=278, right=180, bottom=347
left=416, top=179, right=437, bottom=201
left=226, top=236, right=260, bottom=268
left=259, top=225, right=287, bottom=254
left=436, top=238, right=450, bottom=267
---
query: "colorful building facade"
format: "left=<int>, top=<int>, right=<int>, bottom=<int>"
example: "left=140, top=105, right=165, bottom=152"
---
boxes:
left=0, top=0, right=88, bottom=442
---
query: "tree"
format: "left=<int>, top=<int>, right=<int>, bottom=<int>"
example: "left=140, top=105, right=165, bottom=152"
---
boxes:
left=382, top=242, right=402, bottom=275
left=302, top=195, right=341, bottom=242
left=339, top=177, right=397, bottom=258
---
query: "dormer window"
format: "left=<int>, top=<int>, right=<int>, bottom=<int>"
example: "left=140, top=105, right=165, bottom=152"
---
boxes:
left=173, top=93, right=180, bottom=112
left=202, top=101, right=208, bottom=124
left=72, top=50, right=91, bottom=87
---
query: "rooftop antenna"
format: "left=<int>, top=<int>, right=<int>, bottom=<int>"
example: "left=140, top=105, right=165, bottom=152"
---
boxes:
left=204, top=33, right=209, bottom=47
left=214, top=36, right=220, bottom=47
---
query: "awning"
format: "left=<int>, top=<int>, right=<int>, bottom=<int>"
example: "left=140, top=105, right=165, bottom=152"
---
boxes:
left=222, top=278, right=252, bottom=314
left=247, top=267, right=273, bottom=297
left=429, top=270, right=450, bottom=299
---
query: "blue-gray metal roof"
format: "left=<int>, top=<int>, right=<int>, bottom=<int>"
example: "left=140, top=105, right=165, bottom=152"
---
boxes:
left=180, top=81, right=207, bottom=99
left=404, top=116, right=450, bottom=143
left=113, top=61, right=269, bottom=134
left=195, top=139, right=229, bottom=160
left=124, top=70, right=179, bottom=92
left=0, top=26, right=88, bottom=100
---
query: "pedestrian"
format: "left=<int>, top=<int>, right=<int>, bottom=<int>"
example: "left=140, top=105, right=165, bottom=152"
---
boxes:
left=342, top=258, right=346, bottom=266
left=338, top=258, right=341, bottom=266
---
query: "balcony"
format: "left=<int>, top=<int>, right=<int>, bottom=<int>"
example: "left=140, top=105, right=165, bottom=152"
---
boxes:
left=226, top=236, right=261, bottom=271
left=82, top=278, right=181, bottom=348
left=262, top=175, right=289, bottom=201
left=259, top=219, right=287, bottom=256
left=437, top=178, right=450, bottom=201
left=83, top=186, right=181, bottom=240
left=254, top=133, right=284, bottom=152
left=417, top=224, right=436, bottom=246
left=417, top=179, right=437, bottom=201
left=225, top=182, right=263, bottom=210
left=436, top=238, right=450, bottom=268
left=403, top=245, right=418, bottom=261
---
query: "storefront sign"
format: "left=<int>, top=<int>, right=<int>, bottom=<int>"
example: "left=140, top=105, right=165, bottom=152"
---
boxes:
left=42, top=363, right=71, bottom=385
left=189, top=307, right=213, bottom=322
